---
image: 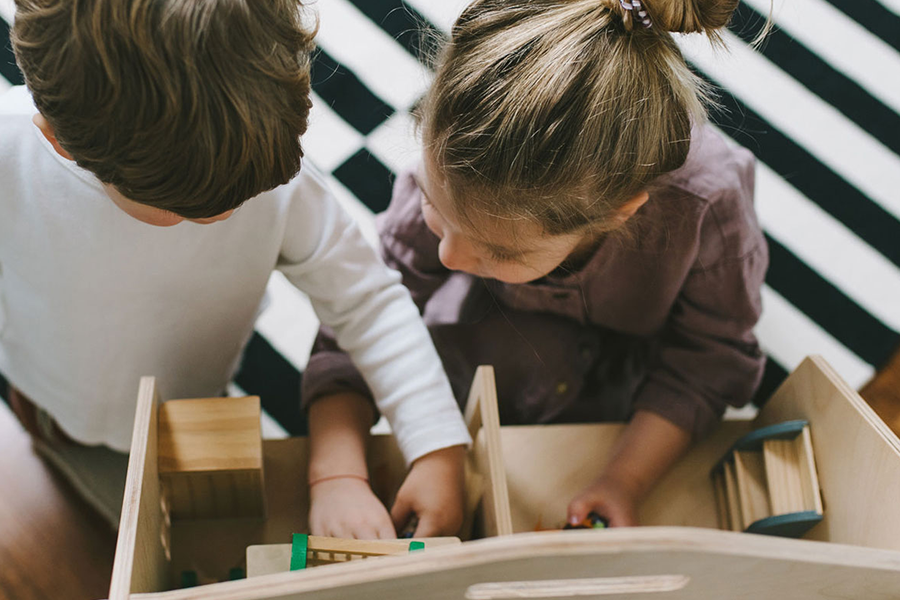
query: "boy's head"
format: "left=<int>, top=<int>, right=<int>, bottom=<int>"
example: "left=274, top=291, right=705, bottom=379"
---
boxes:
left=12, top=0, right=316, bottom=223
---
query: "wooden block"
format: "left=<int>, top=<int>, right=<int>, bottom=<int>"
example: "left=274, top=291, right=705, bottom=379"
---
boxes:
left=158, top=397, right=262, bottom=473
left=158, top=397, right=265, bottom=520
left=722, top=462, right=743, bottom=532
left=734, top=451, right=771, bottom=529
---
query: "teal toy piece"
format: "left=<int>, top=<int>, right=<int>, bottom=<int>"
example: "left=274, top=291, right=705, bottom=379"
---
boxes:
left=746, top=511, right=824, bottom=538
left=711, top=420, right=809, bottom=475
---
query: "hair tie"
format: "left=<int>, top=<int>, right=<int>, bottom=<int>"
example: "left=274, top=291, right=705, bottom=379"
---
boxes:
left=619, top=0, right=652, bottom=29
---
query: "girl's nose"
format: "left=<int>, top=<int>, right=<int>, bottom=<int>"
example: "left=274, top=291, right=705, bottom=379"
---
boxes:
left=438, top=235, right=479, bottom=274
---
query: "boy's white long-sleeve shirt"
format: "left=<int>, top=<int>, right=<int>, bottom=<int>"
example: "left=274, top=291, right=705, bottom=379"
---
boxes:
left=0, top=86, right=471, bottom=460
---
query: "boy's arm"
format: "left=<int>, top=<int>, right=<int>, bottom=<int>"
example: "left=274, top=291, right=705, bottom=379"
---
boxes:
left=278, top=164, right=470, bottom=465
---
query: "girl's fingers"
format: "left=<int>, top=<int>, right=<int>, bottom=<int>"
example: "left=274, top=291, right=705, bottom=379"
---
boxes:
left=566, top=498, right=591, bottom=525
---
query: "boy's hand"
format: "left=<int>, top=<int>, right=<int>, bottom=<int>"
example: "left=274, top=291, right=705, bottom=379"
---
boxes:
left=567, top=473, right=640, bottom=528
left=390, top=445, right=466, bottom=537
left=309, top=476, right=396, bottom=539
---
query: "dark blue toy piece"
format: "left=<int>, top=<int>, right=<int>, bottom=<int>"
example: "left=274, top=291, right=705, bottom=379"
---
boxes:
left=745, top=511, right=823, bottom=538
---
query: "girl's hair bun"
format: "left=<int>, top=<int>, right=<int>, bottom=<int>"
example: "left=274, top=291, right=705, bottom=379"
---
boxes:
left=644, top=0, right=739, bottom=35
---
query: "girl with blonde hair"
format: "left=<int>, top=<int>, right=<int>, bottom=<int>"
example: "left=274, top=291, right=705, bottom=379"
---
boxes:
left=303, top=0, right=768, bottom=536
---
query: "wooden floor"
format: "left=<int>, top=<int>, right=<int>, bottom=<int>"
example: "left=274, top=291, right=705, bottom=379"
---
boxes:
left=0, top=354, right=898, bottom=600
left=0, top=402, right=116, bottom=600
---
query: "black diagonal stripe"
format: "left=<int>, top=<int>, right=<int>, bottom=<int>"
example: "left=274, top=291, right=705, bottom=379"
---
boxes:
left=694, top=67, right=900, bottom=271
left=347, top=0, right=444, bottom=64
left=311, top=47, right=394, bottom=135
left=821, top=0, right=900, bottom=53
left=1, top=18, right=25, bottom=86
left=752, top=357, right=788, bottom=407
left=731, top=2, right=900, bottom=157
left=234, top=332, right=308, bottom=436
left=333, top=148, right=396, bottom=213
left=765, top=233, right=898, bottom=368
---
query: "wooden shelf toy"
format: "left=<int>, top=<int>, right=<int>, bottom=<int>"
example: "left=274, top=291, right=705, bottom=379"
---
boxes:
left=711, top=420, right=824, bottom=537
left=158, top=396, right=265, bottom=520
left=109, top=357, right=900, bottom=600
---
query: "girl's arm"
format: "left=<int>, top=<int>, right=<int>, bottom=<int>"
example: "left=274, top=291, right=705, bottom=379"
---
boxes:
left=308, top=392, right=397, bottom=538
left=568, top=410, right=691, bottom=527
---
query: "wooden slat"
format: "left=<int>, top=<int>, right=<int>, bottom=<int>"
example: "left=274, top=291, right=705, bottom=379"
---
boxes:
left=466, top=366, right=513, bottom=537
left=109, top=377, right=169, bottom=599
left=734, top=451, right=771, bottom=529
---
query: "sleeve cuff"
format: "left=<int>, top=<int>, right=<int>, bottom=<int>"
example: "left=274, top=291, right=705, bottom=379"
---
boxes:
left=301, top=351, right=373, bottom=411
left=631, top=376, right=721, bottom=440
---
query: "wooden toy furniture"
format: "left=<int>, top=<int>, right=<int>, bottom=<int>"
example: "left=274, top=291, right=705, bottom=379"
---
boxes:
left=109, top=356, right=900, bottom=600
left=711, top=420, right=824, bottom=536
left=246, top=536, right=461, bottom=577
left=158, top=396, right=265, bottom=520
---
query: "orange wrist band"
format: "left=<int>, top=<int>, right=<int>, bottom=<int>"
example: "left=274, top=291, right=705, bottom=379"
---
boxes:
left=308, top=474, right=369, bottom=487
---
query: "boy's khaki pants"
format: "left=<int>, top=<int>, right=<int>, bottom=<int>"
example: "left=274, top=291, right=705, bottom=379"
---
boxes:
left=7, top=385, right=127, bottom=530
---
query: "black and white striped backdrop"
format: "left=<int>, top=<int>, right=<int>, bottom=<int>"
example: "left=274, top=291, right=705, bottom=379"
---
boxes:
left=2, top=0, right=899, bottom=435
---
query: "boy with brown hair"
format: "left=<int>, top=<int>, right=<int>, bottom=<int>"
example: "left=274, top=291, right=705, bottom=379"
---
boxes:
left=0, top=0, right=469, bottom=536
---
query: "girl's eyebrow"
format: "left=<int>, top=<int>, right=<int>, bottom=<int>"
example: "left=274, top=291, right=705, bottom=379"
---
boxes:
left=413, top=171, right=532, bottom=259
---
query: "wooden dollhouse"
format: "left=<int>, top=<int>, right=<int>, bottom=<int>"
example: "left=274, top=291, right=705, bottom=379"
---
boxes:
left=108, top=356, right=900, bottom=599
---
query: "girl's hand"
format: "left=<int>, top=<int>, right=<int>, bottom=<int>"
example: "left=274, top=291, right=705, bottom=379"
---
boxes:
left=309, top=477, right=396, bottom=539
left=567, top=473, right=640, bottom=528
left=390, top=445, right=467, bottom=537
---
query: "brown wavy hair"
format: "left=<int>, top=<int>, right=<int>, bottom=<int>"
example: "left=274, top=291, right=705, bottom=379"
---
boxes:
left=12, top=0, right=316, bottom=218
left=420, top=0, right=745, bottom=235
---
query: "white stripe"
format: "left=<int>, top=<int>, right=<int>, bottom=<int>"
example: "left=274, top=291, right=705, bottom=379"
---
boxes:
left=403, top=0, right=468, bottom=32
left=757, top=285, right=874, bottom=388
left=0, top=0, right=13, bottom=23
left=320, top=172, right=379, bottom=248
left=741, top=0, right=900, bottom=114
left=874, top=0, right=900, bottom=17
left=679, top=30, right=900, bottom=223
left=755, top=160, right=900, bottom=332
left=0, top=76, right=10, bottom=95
left=255, top=272, right=319, bottom=372
left=305, top=91, right=364, bottom=173
left=314, top=0, right=432, bottom=111
left=366, top=111, right=421, bottom=175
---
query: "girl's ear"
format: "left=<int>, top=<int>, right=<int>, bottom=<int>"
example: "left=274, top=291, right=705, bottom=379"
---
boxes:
left=614, top=191, right=650, bottom=225
left=32, top=113, right=74, bottom=161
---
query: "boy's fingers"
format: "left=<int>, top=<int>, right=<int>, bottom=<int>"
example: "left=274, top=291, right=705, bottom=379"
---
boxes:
left=412, top=513, right=441, bottom=538
left=390, top=494, right=414, bottom=532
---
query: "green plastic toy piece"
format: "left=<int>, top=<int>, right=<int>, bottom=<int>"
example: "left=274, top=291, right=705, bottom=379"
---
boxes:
left=408, top=541, right=425, bottom=552
left=290, top=533, right=309, bottom=571
left=180, top=571, right=198, bottom=588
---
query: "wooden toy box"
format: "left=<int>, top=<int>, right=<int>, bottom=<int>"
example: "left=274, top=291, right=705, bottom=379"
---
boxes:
left=109, top=356, right=900, bottom=600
